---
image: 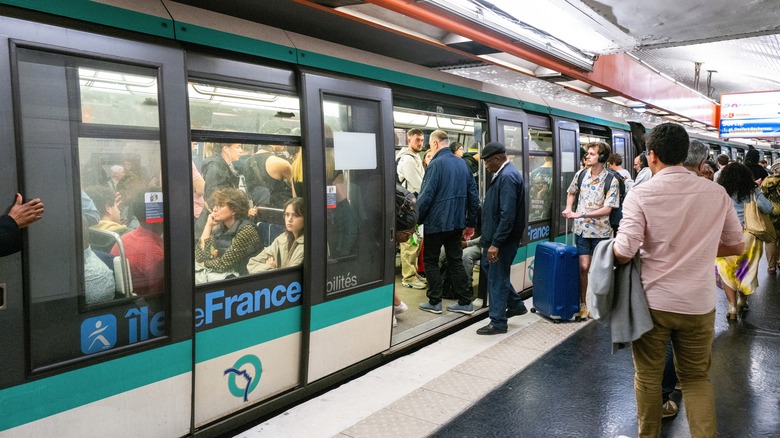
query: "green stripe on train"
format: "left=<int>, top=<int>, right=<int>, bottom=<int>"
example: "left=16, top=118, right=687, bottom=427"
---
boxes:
left=173, top=22, right=299, bottom=64
left=195, top=284, right=393, bottom=362
left=0, top=341, right=191, bottom=432
left=0, top=0, right=175, bottom=38
left=310, top=284, right=394, bottom=332
left=195, top=306, right=302, bottom=363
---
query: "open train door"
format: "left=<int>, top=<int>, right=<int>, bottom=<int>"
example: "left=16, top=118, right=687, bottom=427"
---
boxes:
left=485, top=105, right=530, bottom=297
left=299, top=70, right=396, bottom=383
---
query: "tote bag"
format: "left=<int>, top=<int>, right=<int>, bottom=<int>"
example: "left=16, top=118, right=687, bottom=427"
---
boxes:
left=745, top=193, right=777, bottom=243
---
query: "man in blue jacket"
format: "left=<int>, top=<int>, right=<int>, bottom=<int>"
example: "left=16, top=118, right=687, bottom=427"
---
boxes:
left=416, top=130, right=479, bottom=314
left=477, top=142, right=527, bottom=334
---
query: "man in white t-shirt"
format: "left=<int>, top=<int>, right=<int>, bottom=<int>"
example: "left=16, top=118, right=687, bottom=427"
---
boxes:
left=607, top=153, right=634, bottom=191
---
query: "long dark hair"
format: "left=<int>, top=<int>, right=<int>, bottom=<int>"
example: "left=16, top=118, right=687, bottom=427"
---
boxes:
left=717, top=162, right=756, bottom=203
left=284, top=197, right=304, bottom=250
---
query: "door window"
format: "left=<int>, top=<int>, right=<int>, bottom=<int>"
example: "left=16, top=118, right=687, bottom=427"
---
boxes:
left=322, top=95, right=383, bottom=294
left=15, top=48, right=168, bottom=368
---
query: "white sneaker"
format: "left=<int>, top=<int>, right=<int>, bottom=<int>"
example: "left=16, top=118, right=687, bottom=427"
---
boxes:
left=392, top=315, right=397, bottom=327
left=394, top=301, right=408, bottom=314
left=402, top=279, right=427, bottom=289
left=416, top=274, right=428, bottom=284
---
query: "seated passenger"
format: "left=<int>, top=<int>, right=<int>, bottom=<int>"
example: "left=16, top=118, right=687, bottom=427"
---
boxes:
left=111, top=190, right=164, bottom=295
left=82, top=222, right=114, bottom=304
left=85, top=185, right=127, bottom=234
left=247, top=197, right=304, bottom=273
left=196, top=188, right=261, bottom=276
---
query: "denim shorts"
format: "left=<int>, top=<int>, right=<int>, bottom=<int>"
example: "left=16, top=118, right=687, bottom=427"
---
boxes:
left=575, top=234, right=609, bottom=256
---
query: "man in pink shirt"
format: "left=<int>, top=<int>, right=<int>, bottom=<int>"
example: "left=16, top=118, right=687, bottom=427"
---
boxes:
left=613, top=123, right=744, bottom=437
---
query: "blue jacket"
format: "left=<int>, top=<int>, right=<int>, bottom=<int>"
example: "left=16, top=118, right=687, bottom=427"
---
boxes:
left=416, top=148, right=479, bottom=234
left=481, top=161, right=525, bottom=248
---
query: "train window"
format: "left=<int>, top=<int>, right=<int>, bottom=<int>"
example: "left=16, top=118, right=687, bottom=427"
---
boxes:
left=323, top=95, right=383, bottom=295
left=15, top=48, right=168, bottom=368
left=528, top=128, right=554, bottom=222
left=188, top=82, right=300, bottom=134
left=192, top=141, right=303, bottom=285
left=558, top=127, right=579, bottom=235
left=499, top=121, right=524, bottom=172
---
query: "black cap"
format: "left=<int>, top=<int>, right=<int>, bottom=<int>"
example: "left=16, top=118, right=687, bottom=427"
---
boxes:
left=481, top=142, right=506, bottom=159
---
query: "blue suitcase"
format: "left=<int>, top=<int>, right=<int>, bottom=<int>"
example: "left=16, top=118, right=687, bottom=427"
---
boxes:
left=531, top=241, right=580, bottom=322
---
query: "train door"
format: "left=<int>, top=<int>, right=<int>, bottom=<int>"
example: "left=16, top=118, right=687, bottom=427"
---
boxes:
left=526, top=116, right=555, bottom=291
left=299, top=71, right=395, bottom=383
left=486, top=105, right=529, bottom=294
left=611, top=129, right=632, bottom=168
left=553, top=118, right=580, bottom=238
left=185, top=54, right=308, bottom=428
left=0, top=18, right=192, bottom=436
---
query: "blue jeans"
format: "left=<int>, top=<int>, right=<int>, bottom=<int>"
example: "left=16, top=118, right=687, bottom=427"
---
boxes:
left=481, top=241, right=525, bottom=330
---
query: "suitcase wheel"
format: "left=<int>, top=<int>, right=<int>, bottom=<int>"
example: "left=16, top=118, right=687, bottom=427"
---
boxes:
left=530, top=308, right=537, bottom=314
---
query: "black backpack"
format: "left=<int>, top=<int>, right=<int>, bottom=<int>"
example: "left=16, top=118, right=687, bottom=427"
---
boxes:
left=576, top=168, right=626, bottom=229
left=395, top=183, right=418, bottom=231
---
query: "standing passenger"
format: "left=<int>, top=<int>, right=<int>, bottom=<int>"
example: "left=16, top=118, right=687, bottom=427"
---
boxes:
left=761, top=162, right=780, bottom=274
left=613, top=123, right=744, bottom=437
left=416, top=130, right=479, bottom=314
left=475, top=142, right=527, bottom=335
left=633, top=152, right=652, bottom=186
left=713, top=153, right=730, bottom=182
left=607, top=153, right=634, bottom=191
left=562, top=142, right=619, bottom=319
left=396, top=128, right=426, bottom=290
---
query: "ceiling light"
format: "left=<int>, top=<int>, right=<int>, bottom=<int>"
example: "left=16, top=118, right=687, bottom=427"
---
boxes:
left=420, top=0, right=598, bottom=71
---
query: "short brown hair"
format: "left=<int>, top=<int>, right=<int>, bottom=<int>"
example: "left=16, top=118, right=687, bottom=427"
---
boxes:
left=210, top=188, right=250, bottom=222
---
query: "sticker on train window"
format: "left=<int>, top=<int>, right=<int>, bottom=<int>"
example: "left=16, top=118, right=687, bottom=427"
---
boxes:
left=145, top=191, right=164, bottom=223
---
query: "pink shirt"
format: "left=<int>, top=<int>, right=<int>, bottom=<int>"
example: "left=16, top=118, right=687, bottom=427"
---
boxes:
left=613, top=166, right=743, bottom=314
left=192, top=162, right=205, bottom=218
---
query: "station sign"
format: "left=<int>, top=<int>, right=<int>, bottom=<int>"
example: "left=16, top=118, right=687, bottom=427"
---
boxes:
left=719, top=90, right=780, bottom=138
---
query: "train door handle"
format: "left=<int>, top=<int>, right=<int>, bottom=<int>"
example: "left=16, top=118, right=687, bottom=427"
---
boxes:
left=0, top=283, right=6, bottom=310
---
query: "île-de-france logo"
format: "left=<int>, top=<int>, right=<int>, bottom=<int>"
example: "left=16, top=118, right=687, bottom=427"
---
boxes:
left=224, top=354, right=263, bottom=402
left=80, top=314, right=117, bottom=355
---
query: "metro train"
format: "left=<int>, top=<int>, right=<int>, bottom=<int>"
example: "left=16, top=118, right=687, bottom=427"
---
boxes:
left=0, top=2, right=777, bottom=437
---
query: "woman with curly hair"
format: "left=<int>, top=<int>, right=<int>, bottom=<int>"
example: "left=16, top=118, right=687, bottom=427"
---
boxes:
left=715, top=162, right=773, bottom=319
left=196, top=188, right=261, bottom=279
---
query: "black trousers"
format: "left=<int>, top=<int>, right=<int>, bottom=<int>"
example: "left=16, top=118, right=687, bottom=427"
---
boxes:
left=423, top=229, right=471, bottom=305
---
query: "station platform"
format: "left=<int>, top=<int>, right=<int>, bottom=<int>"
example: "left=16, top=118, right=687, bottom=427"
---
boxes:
left=235, top=259, right=780, bottom=438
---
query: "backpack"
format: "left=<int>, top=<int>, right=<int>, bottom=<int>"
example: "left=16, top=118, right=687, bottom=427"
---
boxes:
left=395, top=183, right=418, bottom=232
left=576, top=168, right=626, bottom=229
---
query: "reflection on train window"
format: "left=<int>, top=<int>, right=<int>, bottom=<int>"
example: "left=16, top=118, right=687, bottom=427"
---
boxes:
left=528, top=128, right=554, bottom=222
left=323, top=95, right=383, bottom=294
left=499, top=120, right=524, bottom=172
left=188, top=82, right=301, bottom=134
left=15, top=48, right=168, bottom=368
left=192, top=141, right=304, bottom=285
left=558, top=128, right=579, bottom=235
left=79, top=68, right=159, bottom=127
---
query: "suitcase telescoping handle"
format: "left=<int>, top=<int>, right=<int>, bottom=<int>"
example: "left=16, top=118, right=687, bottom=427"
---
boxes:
left=565, top=218, right=573, bottom=247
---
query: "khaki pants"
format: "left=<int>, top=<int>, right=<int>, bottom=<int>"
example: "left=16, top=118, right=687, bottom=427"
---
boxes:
left=400, top=239, right=421, bottom=283
left=765, top=234, right=780, bottom=268
left=631, top=309, right=716, bottom=438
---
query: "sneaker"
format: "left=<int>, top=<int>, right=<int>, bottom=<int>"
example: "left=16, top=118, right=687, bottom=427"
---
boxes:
left=737, top=295, right=749, bottom=310
left=392, top=315, right=397, bottom=327
left=402, top=279, right=427, bottom=289
left=394, top=301, right=409, bottom=314
left=416, top=274, right=428, bottom=284
left=662, top=400, right=678, bottom=420
left=446, top=303, right=474, bottom=315
left=418, top=301, right=442, bottom=314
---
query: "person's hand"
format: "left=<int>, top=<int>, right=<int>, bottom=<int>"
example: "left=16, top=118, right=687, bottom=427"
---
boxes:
left=562, top=208, right=572, bottom=219
left=265, top=256, right=277, bottom=269
left=248, top=207, right=258, bottom=218
left=463, top=227, right=475, bottom=241
left=8, top=193, right=44, bottom=228
left=461, top=240, right=467, bottom=249
left=487, top=245, right=499, bottom=263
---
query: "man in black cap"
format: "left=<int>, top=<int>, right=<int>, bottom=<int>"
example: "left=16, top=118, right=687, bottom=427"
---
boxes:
left=477, top=142, right=528, bottom=334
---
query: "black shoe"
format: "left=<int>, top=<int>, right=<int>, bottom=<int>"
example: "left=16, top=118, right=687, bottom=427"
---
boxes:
left=476, top=324, right=507, bottom=335
left=506, top=306, right=528, bottom=318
